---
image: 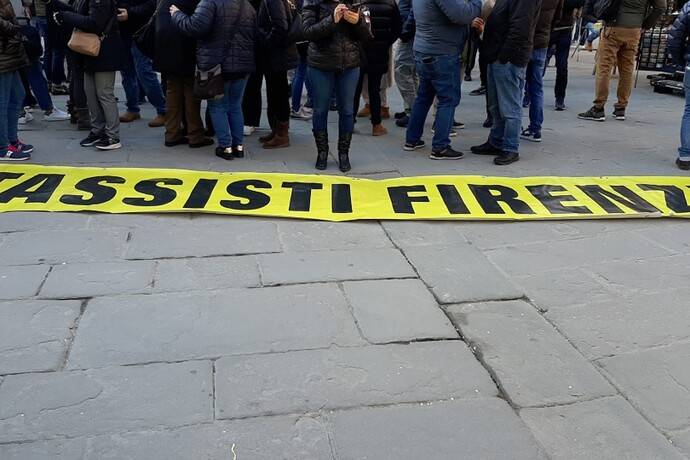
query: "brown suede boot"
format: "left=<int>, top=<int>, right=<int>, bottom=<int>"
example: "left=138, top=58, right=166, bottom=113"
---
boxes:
left=120, top=111, right=141, bottom=123
left=356, top=104, right=370, bottom=118
left=262, top=121, right=289, bottom=149
left=148, top=114, right=166, bottom=128
left=259, top=120, right=276, bottom=143
left=372, top=124, right=388, bottom=136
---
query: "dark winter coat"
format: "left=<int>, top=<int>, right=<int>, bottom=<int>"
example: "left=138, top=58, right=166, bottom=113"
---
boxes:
left=0, top=0, right=30, bottom=73
left=533, top=0, right=562, bottom=49
left=52, top=0, right=125, bottom=72
left=256, top=0, right=298, bottom=71
left=302, top=0, right=371, bottom=72
left=360, top=0, right=401, bottom=73
left=173, top=0, right=256, bottom=75
left=116, top=0, right=154, bottom=38
left=667, top=0, right=690, bottom=67
left=482, top=0, right=542, bottom=67
left=553, top=0, right=584, bottom=30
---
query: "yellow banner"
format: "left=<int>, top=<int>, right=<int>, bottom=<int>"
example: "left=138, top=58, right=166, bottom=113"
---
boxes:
left=1, top=164, right=690, bottom=221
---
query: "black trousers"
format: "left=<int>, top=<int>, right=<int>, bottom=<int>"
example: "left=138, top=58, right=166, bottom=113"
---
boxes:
left=465, top=29, right=480, bottom=78
left=68, top=53, right=87, bottom=109
left=242, top=70, right=290, bottom=128
left=353, top=68, right=384, bottom=125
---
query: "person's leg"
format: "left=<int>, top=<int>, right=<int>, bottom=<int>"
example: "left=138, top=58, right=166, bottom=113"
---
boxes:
left=182, top=76, right=206, bottom=144
left=0, top=73, right=11, bottom=150
left=208, top=84, right=231, bottom=148
left=120, top=39, right=141, bottom=115
left=394, top=40, right=417, bottom=114
left=227, top=77, right=249, bottom=147
left=369, top=69, right=384, bottom=126
left=336, top=67, right=360, bottom=136
left=308, top=67, right=336, bottom=133
left=554, top=29, right=571, bottom=105
left=20, top=69, right=36, bottom=108
left=291, top=55, right=307, bottom=112
left=263, top=70, right=291, bottom=148
left=132, top=44, right=166, bottom=115
left=26, top=60, right=54, bottom=111
left=679, top=66, right=690, bottom=163
left=94, top=71, right=120, bottom=141
left=242, top=72, right=262, bottom=127
left=465, top=30, right=479, bottom=78
left=614, top=28, right=641, bottom=111
left=527, top=48, right=547, bottom=135
left=405, top=54, right=436, bottom=145
left=83, top=71, right=105, bottom=136
left=494, top=63, right=526, bottom=155
left=353, top=69, right=365, bottom=123
left=593, top=27, right=619, bottom=110
left=8, top=72, right=25, bottom=144
left=164, top=76, right=184, bottom=143
left=487, top=63, right=505, bottom=149
left=588, top=26, right=601, bottom=45
left=429, top=54, right=460, bottom=152
left=51, top=44, right=67, bottom=86
left=360, top=74, right=369, bottom=108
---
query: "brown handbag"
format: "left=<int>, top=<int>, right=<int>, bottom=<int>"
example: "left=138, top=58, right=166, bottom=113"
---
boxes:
left=68, top=14, right=117, bottom=57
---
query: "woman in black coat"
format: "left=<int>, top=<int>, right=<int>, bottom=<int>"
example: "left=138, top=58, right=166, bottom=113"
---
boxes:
left=352, top=0, right=400, bottom=137
left=302, top=0, right=370, bottom=171
left=242, top=0, right=297, bottom=149
left=51, top=0, right=125, bottom=150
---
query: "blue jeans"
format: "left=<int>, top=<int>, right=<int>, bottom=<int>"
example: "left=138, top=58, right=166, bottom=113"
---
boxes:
left=291, top=54, right=312, bottom=112
left=585, top=23, right=600, bottom=44
left=32, top=17, right=66, bottom=85
left=308, top=66, right=359, bottom=134
left=121, top=41, right=166, bottom=114
left=26, top=60, right=54, bottom=111
left=406, top=53, right=461, bottom=151
left=526, top=48, right=547, bottom=134
left=208, top=77, right=249, bottom=148
left=488, top=61, right=526, bottom=154
left=679, top=67, right=690, bottom=160
left=0, top=71, right=25, bottom=150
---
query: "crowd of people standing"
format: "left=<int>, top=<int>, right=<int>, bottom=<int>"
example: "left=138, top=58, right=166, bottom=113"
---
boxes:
left=0, top=0, right=686, bottom=170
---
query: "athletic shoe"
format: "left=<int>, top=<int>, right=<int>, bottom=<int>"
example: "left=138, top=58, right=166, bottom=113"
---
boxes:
left=677, top=158, right=690, bottom=170
left=94, top=138, right=122, bottom=150
left=43, top=107, right=70, bottom=122
left=464, top=74, right=472, bottom=82
left=80, top=132, right=103, bottom=147
left=430, top=146, right=464, bottom=160
left=453, top=120, right=466, bottom=129
left=243, top=125, right=256, bottom=136
left=471, top=141, right=502, bottom=156
left=431, top=128, right=458, bottom=137
left=394, top=111, right=406, bottom=120
left=578, top=106, right=606, bottom=122
left=0, top=148, right=30, bottom=161
left=50, top=83, right=69, bottom=95
left=215, top=146, right=233, bottom=160
left=232, top=145, right=245, bottom=158
left=494, top=151, right=520, bottom=165
left=18, top=110, right=33, bottom=124
left=403, top=140, right=425, bottom=151
left=290, top=107, right=312, bottom=120
left=520, top=128, right=542, bottom=142
left=482, top=117, right=493, bottom=128
left=613, top=108, right=626, bottom=121
left=395, top=114, right=409, bottom=127
left=555, top=100, right=566, bottom=111
left=10, top=140, right=34, bottom=154
left=470, top=86, right=486, bottom=96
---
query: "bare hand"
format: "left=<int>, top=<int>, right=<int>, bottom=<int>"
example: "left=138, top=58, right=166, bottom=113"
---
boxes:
left=169, top=4, right=180, bottom=15
left=471, top=17, right=484, bottom=31
left=343, top=9, right=359, bottom=24
left=117, top=8, right=129, bottom=21
left=334, top=4, right=347, bottom=23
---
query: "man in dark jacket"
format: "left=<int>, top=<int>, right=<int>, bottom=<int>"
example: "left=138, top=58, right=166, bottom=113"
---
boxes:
left=470, top=0, right=541, bottom=165
left=666, top=0, right=690, bottom=170
left=116, top=0, right=167, bottom=127
left=404, top=0, right=480, bottom=160
left=521, top=0, right=562, bottom=142
left=579, top=0, right=666, bottom=121
left=546, top=0, right=584, bottom=111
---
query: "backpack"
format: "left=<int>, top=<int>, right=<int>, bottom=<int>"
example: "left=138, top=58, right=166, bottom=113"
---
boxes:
left=591, top=0, right=623, bottom=22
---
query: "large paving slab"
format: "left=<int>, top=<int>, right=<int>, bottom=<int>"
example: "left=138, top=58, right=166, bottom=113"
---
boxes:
left=152, top=255, right=261, bottom=292
left=583, top=255, right=690, bottom=295
left=380, top=220, right=468, bottom=247
left=67, top=284, right=363, bottom=368
left=0, top=416, right=332, bottom=460
left=214, top=342, right=497, bottom=418
left=0, top=300, right=81, bottom=375
left=0, top=361, right=213, bottom=443
left=402, top=244, right=523, bottom=303
left=671, top=428, right=690, bottom=458
left=546, top=290, right=690, bottom=359
left=125, top=219, right=281, bottom=259
left=520, top=396, right=685, bottom=460
left=0, top=229, right=128, bottom=265
left=277, top=221, right=392, bottom=251
left=258, top=248, right=415, bottom=285
left=341, top=279, right=458, bottom=343
left=0, top=212, right=91, bottom=233
left=0, top=264, right=50, bottom=300
left=446, top=300, right=614, bottom=407
left=39, top=261, right=155, bottom=298
left=599, top=342, right=690, bottom=431
left=329, top=398, right=547, bottom=460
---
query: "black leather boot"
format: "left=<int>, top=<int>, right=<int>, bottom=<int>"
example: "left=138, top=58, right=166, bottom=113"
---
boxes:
left=338, top=131, right=352, bottom=172
left=313, top=130, right=329, bottom=170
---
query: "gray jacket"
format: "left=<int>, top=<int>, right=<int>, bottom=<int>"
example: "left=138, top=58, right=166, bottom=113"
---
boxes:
left=411, top=0, right=481, bottom=56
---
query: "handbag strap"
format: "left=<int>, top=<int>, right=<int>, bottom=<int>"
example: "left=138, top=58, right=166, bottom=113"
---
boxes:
left=100, top=8, right=118, bottom=40
left=134, top=0, right=165, bottom=37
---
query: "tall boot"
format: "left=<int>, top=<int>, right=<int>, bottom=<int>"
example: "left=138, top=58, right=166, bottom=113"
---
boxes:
left=67, top=101, right=77, bottom=124
left=76, top=108, right=91, bottom=131
left=263, top=120, right=290, bottom=149
left=259, top=118, right=276, bottom=143
left=313, top=129, right=329, bottom=170
left=338, top=131, right=352, bottom=172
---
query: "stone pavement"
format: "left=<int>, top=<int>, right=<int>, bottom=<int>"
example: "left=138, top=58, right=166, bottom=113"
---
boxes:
left=1, top=52, right=690, bottom=459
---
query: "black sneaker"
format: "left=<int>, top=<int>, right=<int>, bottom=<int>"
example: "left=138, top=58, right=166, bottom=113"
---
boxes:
left=494, top=151, right=520, bottom=165
left=555, top=100, right=565, bottom=111
left=430, top=146, right=464, bottom=160
left=232, top=145, right=245, bottom=158
left=520, top=128, right=542, bottom=143
left=80, top=132, right=102, bottom=147
left=470, top=86, right=486, bottom=96
left=396, top=115, right=409, bottom=127
left=482, top=117, right=493, bottom=128
left=613, top=108, right=626, bottom=121
left=453, top=120, right=466, bottom=129
left=394, top=111, right=407, bottom=120
left=471, top=141, right=502, bottom=155
left=578, top=106, right=606, bottom=122
left=95, top=137, right=122, bottom=150
left=215, top=146, right=233, bottom=160
left=164, top=137, right=189, bottom=147
left=404, top=140, right=425, bottom=151
left=464, top=74, right=472, bottom=82
left=677, top=158, right=690, bottom=170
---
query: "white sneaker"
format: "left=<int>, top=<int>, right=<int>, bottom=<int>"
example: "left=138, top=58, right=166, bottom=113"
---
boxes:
left=290, top=106, right=313, bottom=120
left=43, top=107, right=70, bottom=122
left=18, top=111, right=34, bottom=124
left=243, top=126, right=256, bottom=136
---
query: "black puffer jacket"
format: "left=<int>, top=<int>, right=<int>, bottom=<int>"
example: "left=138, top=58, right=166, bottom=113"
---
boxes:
left=0, top=0, right=30, bottom=73
left=667, top=0, right=690, bottom=67
left=257, top=0, right=298, bottom=71
left=52, top=0, right=125, bottom=72
left=302, top=0, right=371, bottom=72
left=173, top=0, right=256, bottom=75
left=361, top=0, right=401, bottom=73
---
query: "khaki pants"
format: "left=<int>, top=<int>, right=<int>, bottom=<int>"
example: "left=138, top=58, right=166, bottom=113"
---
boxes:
left=165, top=76, right=205, bottom=144
left=594, top=26, right=641, bottom=110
